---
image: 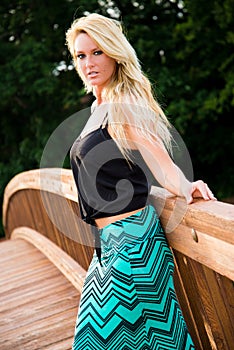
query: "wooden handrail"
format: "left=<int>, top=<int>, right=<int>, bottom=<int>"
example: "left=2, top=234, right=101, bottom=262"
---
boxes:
left=150, top=187, right=234, bottom=280
left=3, top=168, right=234, bottom=279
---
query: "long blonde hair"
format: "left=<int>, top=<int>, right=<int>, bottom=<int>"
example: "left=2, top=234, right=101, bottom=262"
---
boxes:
left=66, top=13, right=172, bottom=159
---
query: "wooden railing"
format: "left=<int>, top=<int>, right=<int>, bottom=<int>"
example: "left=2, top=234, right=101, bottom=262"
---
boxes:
left=2, top=168, right=234, bottom=350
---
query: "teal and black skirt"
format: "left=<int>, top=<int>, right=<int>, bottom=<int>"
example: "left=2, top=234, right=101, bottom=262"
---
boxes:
left=72, top=205, right=195, bottom=349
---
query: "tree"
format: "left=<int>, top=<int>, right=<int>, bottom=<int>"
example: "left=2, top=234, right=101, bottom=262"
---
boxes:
left=167, top=0, right=234, bottom=198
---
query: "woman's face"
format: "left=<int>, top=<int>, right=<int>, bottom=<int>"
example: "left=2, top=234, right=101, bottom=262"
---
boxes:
left=74, top=33, right=116, bottom=98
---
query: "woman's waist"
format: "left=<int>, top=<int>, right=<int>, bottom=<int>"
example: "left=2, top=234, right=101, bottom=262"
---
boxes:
left=95, top=206, right=146, bottom=229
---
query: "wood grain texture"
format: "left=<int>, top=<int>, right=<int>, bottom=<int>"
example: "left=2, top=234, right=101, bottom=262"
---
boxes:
left=11, top=226, right=86, bottom=292
left=2, top=168, right=234, bottom=350
left=0, top=239, right=80, bottom=350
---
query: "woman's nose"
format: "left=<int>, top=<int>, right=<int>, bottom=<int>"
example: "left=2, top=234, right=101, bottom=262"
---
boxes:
left=85, top=55, right=94, bottom=68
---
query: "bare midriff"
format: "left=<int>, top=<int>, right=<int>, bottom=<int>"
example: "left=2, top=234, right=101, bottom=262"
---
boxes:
left=95, top=206, right=146, bottom=229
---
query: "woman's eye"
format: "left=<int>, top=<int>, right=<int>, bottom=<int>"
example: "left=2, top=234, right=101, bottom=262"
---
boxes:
left=77, top=54, right=85, bottom=59
left=94, top=50, right=103, bottom=56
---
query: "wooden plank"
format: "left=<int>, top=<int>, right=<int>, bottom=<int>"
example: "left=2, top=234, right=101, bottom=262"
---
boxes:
left=202, top=268, right=234, bottom=350
left=40, top=337, right=75, bottom=350
left=172, top=255, right=204, bottom=350
left=166, top=223, right=234, bottom=280
left=11, top=227, right=86, bottom=292
left=173, top=251, right=212, bottom=350
left=0, top=239, right=80, bottom=350
left=0, top=309, right=76, bottom=350
left=150, top=187, right=234, bottom=244
left=188, top=260, right=234, bottom=350
left=216, top=275, right=234, bottom=336
left=2, top=168, right=77, bottom=225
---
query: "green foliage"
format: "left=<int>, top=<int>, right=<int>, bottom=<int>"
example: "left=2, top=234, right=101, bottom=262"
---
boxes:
left=168, top=0, right=234, bottom=198
left=0, top=0, right=233, bottom=236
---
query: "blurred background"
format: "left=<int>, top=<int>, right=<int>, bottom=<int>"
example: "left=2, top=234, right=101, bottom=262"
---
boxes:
left=0, top=0, right=233, bottom=237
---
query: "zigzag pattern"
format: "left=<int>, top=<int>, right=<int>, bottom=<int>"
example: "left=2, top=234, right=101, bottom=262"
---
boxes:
left=73, top=205, right=195, bottom=350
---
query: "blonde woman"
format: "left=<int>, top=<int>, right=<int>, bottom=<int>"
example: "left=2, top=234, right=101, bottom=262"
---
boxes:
left=66, top=13, right=215, bottom=350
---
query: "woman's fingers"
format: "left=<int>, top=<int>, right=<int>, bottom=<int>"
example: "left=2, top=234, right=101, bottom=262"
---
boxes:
left=198, top=181, right=210, bottom=200
left=205, top=183, right=217, bottom=200
left=191, top=180, right=217, bottom=201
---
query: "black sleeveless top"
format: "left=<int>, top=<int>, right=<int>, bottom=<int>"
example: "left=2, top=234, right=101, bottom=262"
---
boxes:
left=70, top=123, right=153, bottom=226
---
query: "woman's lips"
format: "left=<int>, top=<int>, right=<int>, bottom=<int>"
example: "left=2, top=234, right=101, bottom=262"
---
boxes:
left=87, top=71, right=98, bottom=78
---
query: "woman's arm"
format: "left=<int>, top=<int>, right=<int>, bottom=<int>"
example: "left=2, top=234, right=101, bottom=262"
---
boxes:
left=126, top=126, right=216, bottom=204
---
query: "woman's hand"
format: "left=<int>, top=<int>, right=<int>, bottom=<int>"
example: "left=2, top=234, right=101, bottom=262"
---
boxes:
left=186, top=180, right=217, bottom=204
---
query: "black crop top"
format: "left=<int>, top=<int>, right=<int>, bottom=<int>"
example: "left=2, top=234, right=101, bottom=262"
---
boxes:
left=70, top=123, right=153, bottom=226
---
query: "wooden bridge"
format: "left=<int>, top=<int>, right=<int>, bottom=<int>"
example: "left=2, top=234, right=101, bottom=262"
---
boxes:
left=1, top=168, right=234, bottom=349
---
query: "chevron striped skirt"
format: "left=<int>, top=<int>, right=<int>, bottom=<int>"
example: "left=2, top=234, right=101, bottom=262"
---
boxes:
left=73, top=205, right=195, bottom=349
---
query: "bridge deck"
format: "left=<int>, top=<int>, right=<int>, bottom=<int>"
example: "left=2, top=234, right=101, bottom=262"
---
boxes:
left=0, top=238, right=79, bottom=350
